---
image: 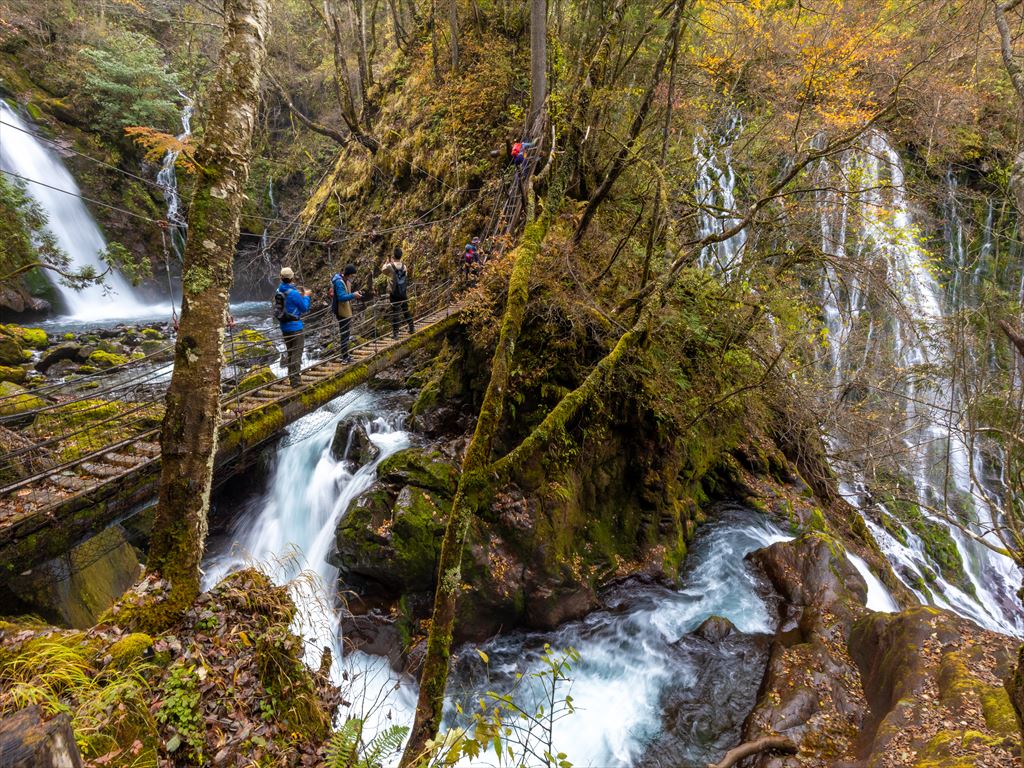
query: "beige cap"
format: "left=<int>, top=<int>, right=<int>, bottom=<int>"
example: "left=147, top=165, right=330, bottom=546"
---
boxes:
left=280, top=267, right=294, bottom=279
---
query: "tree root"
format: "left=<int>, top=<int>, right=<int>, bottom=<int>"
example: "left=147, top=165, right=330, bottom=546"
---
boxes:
left=708, top=736, right=798, bottom=768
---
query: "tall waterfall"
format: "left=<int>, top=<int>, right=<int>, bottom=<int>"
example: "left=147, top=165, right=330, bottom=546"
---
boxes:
left=0, top=101, right=147, bottom=319
left=156, top=93, right=193, bottom=262
left=818, top=130, right=1024, bottom=635
left=694, top=117, right=747, bottom=272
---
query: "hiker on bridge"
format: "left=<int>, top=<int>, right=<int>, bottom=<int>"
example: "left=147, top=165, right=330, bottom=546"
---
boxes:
left=332, top=264, right=363, bottom=364
left=275, top=267, right=311, bottom=388
left=382, top=246, right=414, bottom=340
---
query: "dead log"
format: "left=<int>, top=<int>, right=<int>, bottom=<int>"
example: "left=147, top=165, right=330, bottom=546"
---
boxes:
left=0, top=706, right=83, bottom=767
left=708, top=736, right=798, bottom=768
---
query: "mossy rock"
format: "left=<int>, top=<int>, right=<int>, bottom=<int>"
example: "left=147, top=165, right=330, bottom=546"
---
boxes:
left=0, top=380, right=44, bottom=417
left=229, top=329, right=278, bottom=366
left=0, top=335, right=25, bottom=366
left=0, top=365, right=27, bottom=383
left=141, top=328, right=164, bottom=340
left=234, top=366, right=276, bottom=395
left=377, top=448, right=458, bottom=496
left=35, top=398, right=122, bottom=430
left=335, top=484, right=446, bottom=590
left=0, top=324, right=48, bottom=349
left=138, top=339, right=172, bottom=360
left=107, top=632, right=153, bottom=669
left=87, top=350, right=130, bottom=369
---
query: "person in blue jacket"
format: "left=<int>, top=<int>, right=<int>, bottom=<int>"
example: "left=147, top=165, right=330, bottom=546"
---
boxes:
left=331, top=264, right=363, bottom=363
left=275, top=267, right=311, bottom=387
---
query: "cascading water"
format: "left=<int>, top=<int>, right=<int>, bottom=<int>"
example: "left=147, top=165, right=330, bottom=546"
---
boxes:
left=156, top=93, right=193, bottom=262
left=818, top=130, right=1024, bottom=636
left=203, top=388, right=806, bottom=766
left=203, top=390, right=418, bottom=736
left=693, top=118, right=747, bottom=273
left=0, top=101, right=147, bottom=319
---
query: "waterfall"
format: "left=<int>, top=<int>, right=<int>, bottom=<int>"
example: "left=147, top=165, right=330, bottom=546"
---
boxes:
left=203, top=391, right=418, bottom=737
left=204, top=392, right=801, bottom=765
left=693, top=117, right=747, bottom=272
left=819, top=131, right=1024, bottom=636
left=156, top=93, right=193, bottom=262
left=0, top=101, right=147, bottom=319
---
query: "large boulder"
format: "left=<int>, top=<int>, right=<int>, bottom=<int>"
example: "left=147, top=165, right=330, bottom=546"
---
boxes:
left=333, top=483, right=446, bottom=593
left=0, top=324, right=49, bottom=350
left=329, top=414, right=380, bottom=467
left=0, top=335, right=26, bottom=366
left=0, top=381, right=44, bottom=419
left=741, top=534, right=872, bottom=766
left=641, top=616, right=774, bottom=767
left=850, top=607, right=1020, bottom=767
left=36, top=343, right=83, bottom=373
left=376, top=448, right=458, bottom=495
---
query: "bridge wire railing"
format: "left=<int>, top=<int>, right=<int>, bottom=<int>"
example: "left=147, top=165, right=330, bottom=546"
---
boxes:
left=0, top=276, right=462, bottom=507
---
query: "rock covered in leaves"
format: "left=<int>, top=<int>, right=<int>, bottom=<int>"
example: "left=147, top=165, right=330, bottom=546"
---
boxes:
left=0, top=569, right=341, bottom=767
left=741, top=533, right=1022, bottom=768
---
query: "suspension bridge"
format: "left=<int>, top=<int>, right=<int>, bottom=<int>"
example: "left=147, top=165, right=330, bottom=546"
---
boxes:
left=0, top=281, right=467, bottom=575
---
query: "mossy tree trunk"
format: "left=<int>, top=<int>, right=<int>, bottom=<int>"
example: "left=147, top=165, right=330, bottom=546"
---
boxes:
left=145, top=0, right=271, bottom=622
left=399, top=214, right=552, bottom=765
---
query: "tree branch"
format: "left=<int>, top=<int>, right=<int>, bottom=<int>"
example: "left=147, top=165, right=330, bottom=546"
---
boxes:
left=708, top=736, right=798, bottom=768
left=268, top=73, right=350, bottom=146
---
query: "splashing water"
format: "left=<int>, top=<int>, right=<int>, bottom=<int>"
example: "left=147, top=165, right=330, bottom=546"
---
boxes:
left=446, top=508, right=792, bottom=767
left=0, top=101, right=150, bottom=319
left=203, top=390, right=418, bottom=734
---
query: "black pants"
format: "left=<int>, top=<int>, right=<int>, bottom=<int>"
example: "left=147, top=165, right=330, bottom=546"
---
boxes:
left=282, top=329, right=304, bottom=386
left=337, top=316, right=352, bottom=359
left=390, top=299, right=414, bottom=338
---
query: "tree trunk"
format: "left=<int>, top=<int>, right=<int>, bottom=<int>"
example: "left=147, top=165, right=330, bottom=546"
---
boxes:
left=994, top=1, right=1024, bottom=238
left=145, top=0, right=271, bottom=621
left=529, top=0, right=547, bottom=129
left=399, top=209, right=559, bottom=767
left=449, top=0, right=459, bottom=71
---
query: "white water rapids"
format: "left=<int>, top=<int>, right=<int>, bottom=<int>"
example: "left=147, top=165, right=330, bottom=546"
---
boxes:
left=0, top=101, right=152, bottom=320
left=203, top=390, right=800, bottom=766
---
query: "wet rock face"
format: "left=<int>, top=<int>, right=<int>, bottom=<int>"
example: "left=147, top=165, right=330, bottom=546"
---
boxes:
left=642, top=616, right=773, bottom=767
left=329, top=414, right=379, bottom=467
left=849, top=607, right=1020, bottom=768
left=743, top=535, right=873, bottom=766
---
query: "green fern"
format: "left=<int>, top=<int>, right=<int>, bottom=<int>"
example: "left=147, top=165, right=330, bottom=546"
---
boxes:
left=360, top=725, right=409, bottom=768
left=325, top=718, right=362, bottom=768
left=325, top=719, right=409, bottom=768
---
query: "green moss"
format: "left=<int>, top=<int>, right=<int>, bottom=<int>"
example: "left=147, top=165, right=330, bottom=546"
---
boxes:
left=230, top=366, right=276, bottom=396
left=107, top=633, right=153, bottom=669
left=87, top=350, right=129, bottom=368
left=0, top=324, right=48, bottom=349
left=0, top=380, right=44, bottom=417
left=378, top=448, right=458, bottom=495
left=0, top=365, right=27, bottom=383
left=37, top=398, right=121, bottom=427
left=141, top=328, right=164, bottom=340
left=0, top=335, right=25, bottom=366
